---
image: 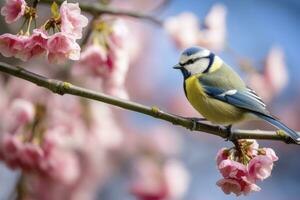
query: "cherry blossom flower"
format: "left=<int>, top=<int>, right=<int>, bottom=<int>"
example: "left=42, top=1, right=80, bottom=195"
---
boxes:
left=216, top=148, right=229, bottom=166
left=216, top=178, right=242, bottom=196
left=19, top=143, right=43, bottom=170
left=47, top=32, right=80, bottom=63
left=216, top=140, right=278, bottom=196
left=90, top=103, right=124, bottom=150
left=198, top=4, right=227, bottom=51
left=0, top=134, right=22, bottom=169
left=73, top=45, right=112, bottom=77
left=73, top=19, right=130, bottom=99
left=0, top=33, right=27, bottom=60
left=0, top=1, right=87, bottom=63
left=263, top=148, right=279, bottom=161
left=2, top=98, right=35, bottom=133
left=217, top=178, right=260, bottom=196
left=218, top=159, right=248, bottom=179
left=40, top=148, right=80, bottom=185
left=163, top=159, right=190, bottom=199
left=248, top=155, right=274, bottom=181
left=246, top=139, right=259, bottom=156
left=103, top=49, right=130, bottom=99
left=164, top=4, right=227, bottom=51
left=0, top=29, right=48, bottom=61
left=130, top=157, right=169, bottom=200
left=10, top=98, right=35, bottom=125
left=24, top=29, right=48, bottom=59
left=164, top=12, right=200, bottom=49
left=264, top=46, right=288, bottom=96
left=217, top=159, right=261, bottom=196
left=1, top=0, right=26, bottom=24
left=248, top=46, right=288, bottom=102
left=60, top=1, right=88, bottom=39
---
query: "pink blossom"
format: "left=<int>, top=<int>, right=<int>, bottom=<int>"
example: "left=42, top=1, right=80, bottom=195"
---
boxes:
left=248, top=46, right=287, bottom=102
left=216, top=148, right=229, bottom=166
left=0, top=30, right=48, bottom=61
left=60, top=1, right=88, bottom=39
left=89, top=102, right=124, bottom=150
left=248, top=155, right=274, bottom=181
left=216, top=178, right=242, bottom=196
left=10, top=98, right=35, bottom=125
left=246, top=139, right=259, bottom=156
left=264, top=46, right=288, bottom=95
left=262, top=148, right=278, bottom=161
left=218, top=159, right=247, bottom=179
left=73, top=19, right=130, bottom=99
left=1, top=0, right=26, bottom=23
left=164, top=12, right=199, bottom=49
left=164, top=4, right=227, bottom=51
left=0, top=134, right=22, bottom=168
left=47, top=32, right=80, bottom=63
left=103, top=49, right=130, bottom=99
left=130, top=158, right=169, bottom=200
left=243, top=181, right=261, bottom=195
left=198, top=4, right=227, bottom=51
left=0, top=33, right=27, bottom=59
left=163, top=160, right=190, bottom=199
left=108, top=19, right=129, bottom=49
left=217, top=178, right=260, bottom=196
left=40, top=149, right=80, bottom=185
left=19, top=143, right=43, bottom=170
left=146, top=125, right=181, bottom=156
left=73, top=45, right=111, bottom=77
left=24, top=29, right=48, bottom=59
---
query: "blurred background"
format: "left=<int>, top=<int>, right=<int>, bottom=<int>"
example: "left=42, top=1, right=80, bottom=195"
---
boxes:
left=0, top=0, right=300, bottom=199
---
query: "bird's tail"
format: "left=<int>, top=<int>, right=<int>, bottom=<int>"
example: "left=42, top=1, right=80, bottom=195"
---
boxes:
left=256, top=113, right=300, bottom=144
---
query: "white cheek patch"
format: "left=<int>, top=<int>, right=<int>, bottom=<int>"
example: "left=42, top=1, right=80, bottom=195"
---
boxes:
left=185, top=58, right=209, bottom=74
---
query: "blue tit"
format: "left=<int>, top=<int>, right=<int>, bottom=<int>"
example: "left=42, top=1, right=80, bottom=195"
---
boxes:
left=173, top=46, right=300, bottom=144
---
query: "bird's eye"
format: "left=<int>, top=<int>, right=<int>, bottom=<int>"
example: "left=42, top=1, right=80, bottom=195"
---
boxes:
left=184, top=57, right=201, bottom=66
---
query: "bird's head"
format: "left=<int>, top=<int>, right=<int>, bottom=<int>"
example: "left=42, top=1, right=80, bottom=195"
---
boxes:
left=173, top=47, right=219, bottom=79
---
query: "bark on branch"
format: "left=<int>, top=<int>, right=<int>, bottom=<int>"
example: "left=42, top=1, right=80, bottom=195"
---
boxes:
left=39, top=0, right=163, bottom=25
left=0, top=62, right=297, bottom=144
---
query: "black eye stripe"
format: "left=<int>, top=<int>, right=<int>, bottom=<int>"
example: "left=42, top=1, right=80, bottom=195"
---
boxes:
left=181, top=57, right=202, bottom=66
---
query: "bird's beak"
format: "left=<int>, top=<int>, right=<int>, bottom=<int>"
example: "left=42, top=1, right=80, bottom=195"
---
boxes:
left=173, top=63, right=182, bottom=69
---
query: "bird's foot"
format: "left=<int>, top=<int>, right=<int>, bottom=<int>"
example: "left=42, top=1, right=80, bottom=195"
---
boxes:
left=185, top=117, right=207, bottom=131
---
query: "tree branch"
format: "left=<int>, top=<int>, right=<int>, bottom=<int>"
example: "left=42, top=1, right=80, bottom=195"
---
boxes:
left=0, top=62, right=297, bottom=144
left=39, top=0, right=163, bottom=26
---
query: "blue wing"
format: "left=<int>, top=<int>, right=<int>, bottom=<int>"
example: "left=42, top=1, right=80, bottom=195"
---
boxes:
left=202, top=84, right=300, bottom=143
left=202, top=85, right=268, bottom=115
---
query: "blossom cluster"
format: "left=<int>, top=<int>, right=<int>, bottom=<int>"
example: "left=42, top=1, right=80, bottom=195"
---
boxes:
left=164, top=4, right=226, bottom=51
left=216, top=140, right=278, bottom=196
left=72, top=19, right=130, bottom=99
left=247, top=46, right=288, bottom=102
left=0, top=75, right=129, bottom=199
left=0, top=87, right=82, bottom=185
left=128, top=126, right=190, bottom=200
left=0, top=0, right=88, bottom=63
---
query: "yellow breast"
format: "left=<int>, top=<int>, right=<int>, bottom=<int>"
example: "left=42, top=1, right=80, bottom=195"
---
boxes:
left=184, top=75, right=246, bottom=125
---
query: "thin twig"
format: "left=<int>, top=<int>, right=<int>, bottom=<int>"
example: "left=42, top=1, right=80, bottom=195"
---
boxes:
left=39, top=0, right=163, bottom=26
left=0, top=62, right=297, bottom=144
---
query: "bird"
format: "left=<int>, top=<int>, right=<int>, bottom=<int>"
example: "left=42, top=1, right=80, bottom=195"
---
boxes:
left=173, top=46, right=300, bottom=144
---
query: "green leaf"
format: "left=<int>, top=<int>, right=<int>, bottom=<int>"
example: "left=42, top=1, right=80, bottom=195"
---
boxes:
left=51, top=2, right=59, bottom=18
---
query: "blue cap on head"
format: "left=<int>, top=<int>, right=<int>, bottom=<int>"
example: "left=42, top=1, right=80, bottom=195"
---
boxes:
left=182, top=46, right=206, bottom=56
